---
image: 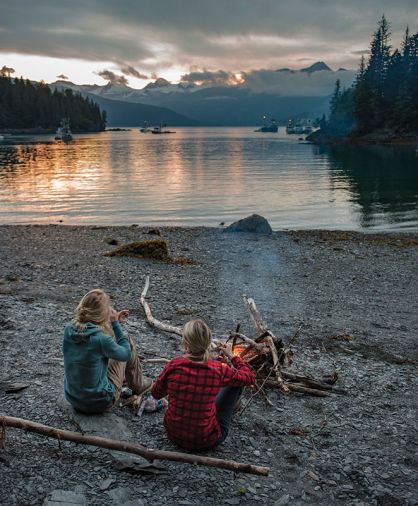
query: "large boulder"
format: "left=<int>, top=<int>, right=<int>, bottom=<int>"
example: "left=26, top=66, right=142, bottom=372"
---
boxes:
left=225, top=214, right=273, bottom=235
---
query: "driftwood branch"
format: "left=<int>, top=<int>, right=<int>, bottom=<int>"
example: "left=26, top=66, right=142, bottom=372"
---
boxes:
left=140, top=276, right=183, bottom=336
left=143, top=358, right=170, bottom=364
left=0, top=416, right=269, bottom=476
left=140, top=277, right=223, bottom=350
left=243, top=295, right=269, bottom=335
left=228, top=332, right=266, bottom=351
left=266, top=335, right=289, bottom=395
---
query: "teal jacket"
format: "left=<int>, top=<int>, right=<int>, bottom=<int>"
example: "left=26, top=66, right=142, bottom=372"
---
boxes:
left=63, top=321, right=130, bottom=413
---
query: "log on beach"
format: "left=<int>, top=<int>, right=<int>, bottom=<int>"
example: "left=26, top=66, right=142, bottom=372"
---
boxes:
left=0, top=416, right=269, bottom=476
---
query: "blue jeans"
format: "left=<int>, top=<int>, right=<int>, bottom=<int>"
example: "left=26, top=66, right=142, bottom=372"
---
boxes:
left=212, top=386, right=243, bottom=448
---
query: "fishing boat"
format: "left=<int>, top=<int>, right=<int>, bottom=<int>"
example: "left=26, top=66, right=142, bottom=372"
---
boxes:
left=255, top=116, right=278, bottom=133
left=287, top=119, right=313, bottom=135
left=151, top=124, right=176, bottom=134
left=55, top=118, right=72, bottom=141
left=139, top=121, right=151, bottom=133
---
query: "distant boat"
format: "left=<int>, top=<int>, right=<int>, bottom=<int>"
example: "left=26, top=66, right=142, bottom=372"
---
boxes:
left=286, top=119, right=313, bottom=135
left=139, top=121, right=151, bottom=133
left=55, top=118, right=72, bottom=141
left=255, top=116, right=278, bottom=133
left=151, top=124, right=176, bottom=134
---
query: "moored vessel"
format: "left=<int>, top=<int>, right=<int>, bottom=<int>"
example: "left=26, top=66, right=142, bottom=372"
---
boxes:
left=55, top=118, right=72, bottom=141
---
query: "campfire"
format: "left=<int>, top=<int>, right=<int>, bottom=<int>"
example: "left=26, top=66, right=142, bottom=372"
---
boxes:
left=140, top=276, right=343, bottom=404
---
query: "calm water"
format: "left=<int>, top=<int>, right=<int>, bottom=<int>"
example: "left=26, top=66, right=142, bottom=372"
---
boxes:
left=0, top=127, right=417, bottom=230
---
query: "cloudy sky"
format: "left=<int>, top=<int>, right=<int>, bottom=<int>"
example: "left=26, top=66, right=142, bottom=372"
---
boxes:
left=0, top=0, right=416, bottom=88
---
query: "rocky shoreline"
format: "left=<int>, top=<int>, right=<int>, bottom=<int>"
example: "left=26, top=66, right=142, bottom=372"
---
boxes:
left=0, top=225, right=417, bottom=506
left=306, top=128, right=418, bottom=146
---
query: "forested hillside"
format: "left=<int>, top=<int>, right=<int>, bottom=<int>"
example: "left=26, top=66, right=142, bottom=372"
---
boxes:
left=314, top=16, right=418, bottom=141
left=0, top=75, right=106, bottom=131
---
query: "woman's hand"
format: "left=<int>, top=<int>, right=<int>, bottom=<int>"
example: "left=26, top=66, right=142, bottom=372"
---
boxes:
left=118, top=309, right=129, bottom=323
left=109, top=307, right=119, bottom=322
left=109, top=307, right=129, bottom=323
left=218, top=343, right=234, bottom=361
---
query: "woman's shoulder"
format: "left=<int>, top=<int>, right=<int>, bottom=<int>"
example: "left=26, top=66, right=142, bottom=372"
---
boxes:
left=169, top=356, right=188, bottom=366
left=63, top=322, right=104, bottom=343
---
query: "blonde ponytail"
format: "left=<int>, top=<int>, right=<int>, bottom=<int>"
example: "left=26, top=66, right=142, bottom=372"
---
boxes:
left=182, top=319, right=212, bottom=362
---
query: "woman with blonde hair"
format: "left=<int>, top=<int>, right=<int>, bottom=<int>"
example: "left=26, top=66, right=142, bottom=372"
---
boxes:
left=63, top=289, right=151, bottom=413
left=152, top=319, right=254, bottom=450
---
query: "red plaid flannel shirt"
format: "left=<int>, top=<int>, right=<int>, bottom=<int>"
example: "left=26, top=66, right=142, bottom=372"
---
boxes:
left=152, top=355, right=254, bottom=450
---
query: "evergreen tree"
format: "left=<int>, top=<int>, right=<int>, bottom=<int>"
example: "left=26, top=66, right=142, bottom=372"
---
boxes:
left=322, top=16, right=418, bottom=138
left=0, top=75, right=107, bottom=131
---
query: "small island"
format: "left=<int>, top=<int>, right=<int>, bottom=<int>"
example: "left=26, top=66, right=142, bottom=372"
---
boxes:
left=0, top=71, right=106, bottom=133
left=308, top=16, right=418, bottom=145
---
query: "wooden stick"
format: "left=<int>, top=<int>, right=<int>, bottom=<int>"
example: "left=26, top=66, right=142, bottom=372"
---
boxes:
left=286, top=383, right=330, bottom=397
left=266, top=336, right=289, bottom=395
left=243, top=295, right=283, bottom=348
left=143, top=358, right=170, bottom=364
left=140, top=276, right=223, bottom=350
left=228, top=332, right=266, bottom=350
left=140, top=276, right=183, bottom=336
left=264, top=381, right=329, bottom=397
left=243, top=295, right=269, bottom=335
left=0, top=416, right=269, bottom=476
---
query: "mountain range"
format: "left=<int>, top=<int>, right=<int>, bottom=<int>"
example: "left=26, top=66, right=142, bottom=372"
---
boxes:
left=50, top=62, right=355, bottom=127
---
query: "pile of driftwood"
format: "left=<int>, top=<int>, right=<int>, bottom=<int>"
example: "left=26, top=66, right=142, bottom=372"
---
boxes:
left=140, top=276, right=343, bottom=403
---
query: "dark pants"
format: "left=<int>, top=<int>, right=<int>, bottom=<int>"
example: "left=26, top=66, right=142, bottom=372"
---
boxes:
left=213, top=386, right=243, bottom=447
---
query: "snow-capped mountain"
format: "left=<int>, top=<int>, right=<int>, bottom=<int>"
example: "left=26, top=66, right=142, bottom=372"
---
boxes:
left=50, top=62, right=356, bottom=126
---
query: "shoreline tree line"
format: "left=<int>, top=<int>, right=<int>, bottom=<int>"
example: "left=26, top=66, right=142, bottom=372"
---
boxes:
left=0, top=73, right=106, bottom=132
left=318, top=16, right=418, bottom=139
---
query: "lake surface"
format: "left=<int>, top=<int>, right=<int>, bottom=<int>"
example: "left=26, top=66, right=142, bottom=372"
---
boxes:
left=0, top=127, right=417, bottom=231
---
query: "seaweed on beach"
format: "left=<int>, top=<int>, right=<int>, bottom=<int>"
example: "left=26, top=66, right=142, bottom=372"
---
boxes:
left=105, top=239, right=196, bottom=265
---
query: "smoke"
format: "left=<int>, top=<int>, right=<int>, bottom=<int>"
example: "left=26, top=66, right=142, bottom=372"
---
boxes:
left=215, top=232, right=303, bottom=333
left=97, top=70, right=129, bottom=86
left=120, top=65, right=148, bottom=79
left=57, top=73, right=69, bottom=80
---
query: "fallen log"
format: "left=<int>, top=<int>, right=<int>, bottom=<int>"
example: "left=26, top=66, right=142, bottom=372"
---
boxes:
left=0, top=415, right=269, bottom=476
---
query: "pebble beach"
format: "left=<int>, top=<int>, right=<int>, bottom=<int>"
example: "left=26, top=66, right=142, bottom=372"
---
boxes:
left=0, top=224, right=417, bottom=506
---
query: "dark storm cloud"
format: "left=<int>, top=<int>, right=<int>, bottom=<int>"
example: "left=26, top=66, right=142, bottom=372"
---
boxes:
left=181, top=67, right=357, bottom=96
left=120, top=66, right=148, bottom=79
left=97, top=70, right=129, bottom=86
left=181, top=70, right=233, bottom=85
left=0, top=0, right=416, bottom=71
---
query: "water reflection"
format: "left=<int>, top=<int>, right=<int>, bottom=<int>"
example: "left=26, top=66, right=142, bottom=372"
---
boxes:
left=0, top=128, right=417, bottom=230
left=322, top=145, right=418, bottom=230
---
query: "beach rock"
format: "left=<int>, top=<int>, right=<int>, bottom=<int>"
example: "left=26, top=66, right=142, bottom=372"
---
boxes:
left=64, top=402, right=165, bottom=474
left=274, top=494, right=290, bottom=505
left=225, top=214, right=273, bottom=235
left=43, top=489, right=86, bottom=505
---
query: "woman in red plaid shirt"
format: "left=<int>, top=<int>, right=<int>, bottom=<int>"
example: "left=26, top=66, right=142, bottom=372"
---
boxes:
left=152, top=319, right=255, bottom=451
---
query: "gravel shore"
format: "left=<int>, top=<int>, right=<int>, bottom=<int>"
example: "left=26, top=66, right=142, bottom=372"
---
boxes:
left=1, top=225, right=417, bottom=506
